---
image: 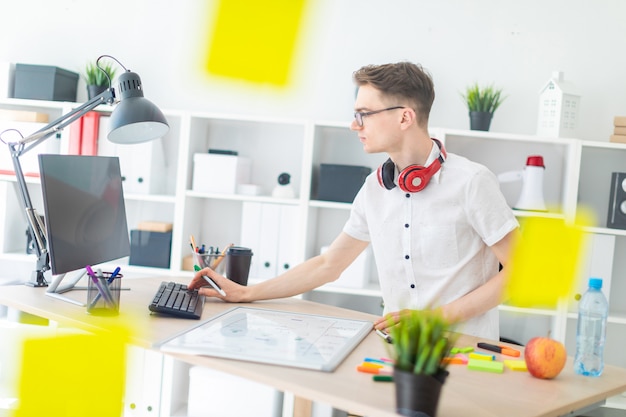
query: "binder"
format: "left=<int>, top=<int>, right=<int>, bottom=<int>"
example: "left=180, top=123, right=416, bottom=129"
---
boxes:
left=80, top=111, right=100, bottom=156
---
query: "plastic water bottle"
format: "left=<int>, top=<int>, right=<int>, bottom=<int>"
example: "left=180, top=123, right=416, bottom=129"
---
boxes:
left=574, top=277, right=609, bottom=377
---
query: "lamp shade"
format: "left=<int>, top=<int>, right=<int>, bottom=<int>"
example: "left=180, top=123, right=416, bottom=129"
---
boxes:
left=107, top=71, right=169, bottom=144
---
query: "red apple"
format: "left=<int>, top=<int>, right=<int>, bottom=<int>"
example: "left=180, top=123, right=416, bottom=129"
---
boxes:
left=524, top=337, right=567, bottom=379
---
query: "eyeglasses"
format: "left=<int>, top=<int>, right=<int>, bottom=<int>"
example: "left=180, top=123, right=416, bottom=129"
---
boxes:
left=353, top=106, right=405, bottom=127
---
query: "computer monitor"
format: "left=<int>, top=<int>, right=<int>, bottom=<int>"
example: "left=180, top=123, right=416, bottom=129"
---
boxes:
left=39, top=154, right=130, bottom=305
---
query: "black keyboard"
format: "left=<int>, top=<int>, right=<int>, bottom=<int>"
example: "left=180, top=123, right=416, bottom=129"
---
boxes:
left=149, top=281, right=205, bottom=319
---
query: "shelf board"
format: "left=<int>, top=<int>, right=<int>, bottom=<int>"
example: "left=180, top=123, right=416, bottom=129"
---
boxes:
left=498, top=304, right=559, bottom=316
left=581, top=226, right=626, bottom=237
left=185, top=190, right=300, bottom=205
left=513, top=210, right=565, bottom=219
left=309, top=200, right=352, bottom=210
left=0, top=174, right=40, bottom=184
left=124, top=193, right=177, bottom=203
left=0, top=97, right=70, bottom=109
left=315, top=283, right=382, bottom=298
left=566, top=311, right=626, bottom=325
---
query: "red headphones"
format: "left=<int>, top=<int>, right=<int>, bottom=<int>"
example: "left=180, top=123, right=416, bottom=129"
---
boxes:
left=377, top=138, right=447, bottom=192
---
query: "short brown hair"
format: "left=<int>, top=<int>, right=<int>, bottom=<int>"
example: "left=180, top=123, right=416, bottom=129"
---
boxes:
left=353, top=62, right=435, bottom=126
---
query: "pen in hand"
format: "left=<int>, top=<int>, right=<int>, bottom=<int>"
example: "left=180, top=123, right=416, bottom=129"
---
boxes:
left=193, top=265, right=226, bottom=297
left=376, top=329, right=393, bottom=344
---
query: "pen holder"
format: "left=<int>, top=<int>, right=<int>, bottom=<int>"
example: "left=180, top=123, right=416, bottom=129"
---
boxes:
left=86, top=272, right=123, bottom=316
left=195, top=252, right=226, bottom=275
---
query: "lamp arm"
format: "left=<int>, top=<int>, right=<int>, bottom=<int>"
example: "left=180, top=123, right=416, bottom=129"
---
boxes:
left=7, top=87, right=115, bottom=287
left=17, top=88, right=116, bottom=156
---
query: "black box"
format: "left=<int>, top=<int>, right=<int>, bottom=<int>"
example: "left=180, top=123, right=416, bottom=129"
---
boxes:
left=317, top=164, right=372, bottom=203
left=129, top=230, right=172, bottom=269
left=607, top=172, right=626, bottom=229
left=13, top=64, right=79, bottom=102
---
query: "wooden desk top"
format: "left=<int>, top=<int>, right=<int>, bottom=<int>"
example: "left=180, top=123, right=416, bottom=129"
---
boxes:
left=1, top=276, right=625, bottom=417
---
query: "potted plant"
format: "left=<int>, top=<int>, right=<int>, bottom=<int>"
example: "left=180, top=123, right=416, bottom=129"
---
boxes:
left=461, top=83, right=506, bottom=131
left=83, top=60, right=117, bottom=100
left=385, top=309, right=457, bottom=417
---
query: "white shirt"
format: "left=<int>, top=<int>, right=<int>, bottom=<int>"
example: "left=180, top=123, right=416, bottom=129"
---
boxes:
left=343, top=144, right=519, bottom=339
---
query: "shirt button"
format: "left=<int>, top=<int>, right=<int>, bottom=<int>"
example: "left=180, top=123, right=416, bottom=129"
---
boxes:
left=405, top=193, right=410, bottom=198
left=410, top=284, right=415, bottom=289
left=404, top=223, right=409, bottom=228
left=405, top=255, right=410, bottom=260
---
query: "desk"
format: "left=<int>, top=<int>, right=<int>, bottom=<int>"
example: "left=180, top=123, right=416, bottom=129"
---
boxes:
left=1, top=276, right=625, bottom=417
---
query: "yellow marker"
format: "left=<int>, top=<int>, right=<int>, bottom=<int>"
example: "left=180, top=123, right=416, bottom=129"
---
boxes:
left=506, top=211, right=593, bottom=308
left=205, top=0, right=308, bottom=86
left=469, top=352, right=495, bottom=361
left=504, top=360, right=528, bottom=372
left=359, top=361, right=384, bottom=369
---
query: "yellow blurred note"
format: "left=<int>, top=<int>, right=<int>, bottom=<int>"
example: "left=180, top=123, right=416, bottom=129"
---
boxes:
left=205, top=0, right=308, bottom=86
left=15, top=331, right=126, bottom=417
left=505, top=213, right=592, bottom=308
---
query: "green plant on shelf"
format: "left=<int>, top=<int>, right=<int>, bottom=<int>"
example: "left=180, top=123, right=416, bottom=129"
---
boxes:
left=461, top=83, right=506, bottom=114
left=83, top=60, right=117, bottom=87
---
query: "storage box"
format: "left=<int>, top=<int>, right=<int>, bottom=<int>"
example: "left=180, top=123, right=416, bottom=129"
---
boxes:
left=13, top=64, right=79, bottom=102
left=129, top=230, right=172, bottom=269
left=317, top=164, right=371, bottom=203
left=192, top=153, right=251, bottom=194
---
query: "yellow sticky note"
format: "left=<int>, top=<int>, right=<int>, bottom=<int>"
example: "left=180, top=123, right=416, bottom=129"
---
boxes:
left=15, top=331, right=126, bottom=417
left=505, top=213, right=592, bottom=308
left=205, top=0, right=308, bottom=86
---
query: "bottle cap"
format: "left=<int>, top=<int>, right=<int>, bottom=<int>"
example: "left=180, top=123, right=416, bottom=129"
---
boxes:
left=526, top=155, right=545, bottom=168
left=589, top=277, right=603, bottom=289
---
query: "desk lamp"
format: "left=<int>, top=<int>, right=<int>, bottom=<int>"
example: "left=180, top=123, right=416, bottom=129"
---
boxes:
left=5, top=55, right=169, bottom=287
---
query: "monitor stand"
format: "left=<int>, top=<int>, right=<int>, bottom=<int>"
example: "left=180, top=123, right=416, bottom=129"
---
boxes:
left=45, top=270, right=89, bottom=306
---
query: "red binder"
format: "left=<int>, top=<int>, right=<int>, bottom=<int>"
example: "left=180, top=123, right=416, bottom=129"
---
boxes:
left=80, top=111, right=100, bottom=156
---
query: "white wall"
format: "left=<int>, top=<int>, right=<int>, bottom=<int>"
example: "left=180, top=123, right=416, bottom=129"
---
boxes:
left=1, top=0, right=625, bottom=141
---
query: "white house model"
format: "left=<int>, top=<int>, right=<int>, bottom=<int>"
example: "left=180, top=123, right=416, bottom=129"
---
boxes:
left=537, top=71, right=580, bottom=138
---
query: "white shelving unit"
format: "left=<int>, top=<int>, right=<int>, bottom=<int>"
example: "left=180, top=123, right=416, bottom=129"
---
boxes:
left=1, top=98, right=625, bottom=414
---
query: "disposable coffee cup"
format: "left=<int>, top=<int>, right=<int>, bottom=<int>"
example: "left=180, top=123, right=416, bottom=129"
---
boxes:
left=225, top=246, right=253, bottom=286
left=86, top=272, right=122, bottom=316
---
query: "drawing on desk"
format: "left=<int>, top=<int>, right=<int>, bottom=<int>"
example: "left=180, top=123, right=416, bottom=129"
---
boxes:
left=157, top=306, right=373, bottom=372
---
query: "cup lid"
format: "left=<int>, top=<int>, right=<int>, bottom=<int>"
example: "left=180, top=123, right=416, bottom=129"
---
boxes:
left=227, top=246, right=253, bottom=256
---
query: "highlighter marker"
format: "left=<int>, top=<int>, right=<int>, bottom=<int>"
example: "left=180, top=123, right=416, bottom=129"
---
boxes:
left=477, top=342, right=521, bottom=357
left=375, top=329, right=393, bottom=344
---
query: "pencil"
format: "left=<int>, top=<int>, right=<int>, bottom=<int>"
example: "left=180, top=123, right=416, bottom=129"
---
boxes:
left=211, top=243, right=234, bottom=269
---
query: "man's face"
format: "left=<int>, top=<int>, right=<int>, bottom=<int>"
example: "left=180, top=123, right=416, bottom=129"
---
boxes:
left=351, top=85, right=404, bottom=154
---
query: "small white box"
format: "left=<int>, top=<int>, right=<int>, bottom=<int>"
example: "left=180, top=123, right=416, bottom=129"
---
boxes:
left=187, top=366, right=282, bottom=417
left=192, top=153, right=251, bottom=194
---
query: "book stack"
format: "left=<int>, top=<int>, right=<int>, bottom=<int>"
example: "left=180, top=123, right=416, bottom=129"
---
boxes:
left=610, top=116, right=626, bottom=143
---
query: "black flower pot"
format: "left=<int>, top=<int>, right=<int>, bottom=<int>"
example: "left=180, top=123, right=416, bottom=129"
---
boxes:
left=394, top=368, right=448, bottom=417
left=87, top=84, right=107, bottom=100
left=469, top=111, right=493, bottom=131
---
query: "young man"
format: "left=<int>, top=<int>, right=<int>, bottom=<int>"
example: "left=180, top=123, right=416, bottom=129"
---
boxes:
left=189, top=62, right=519, bottom=340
